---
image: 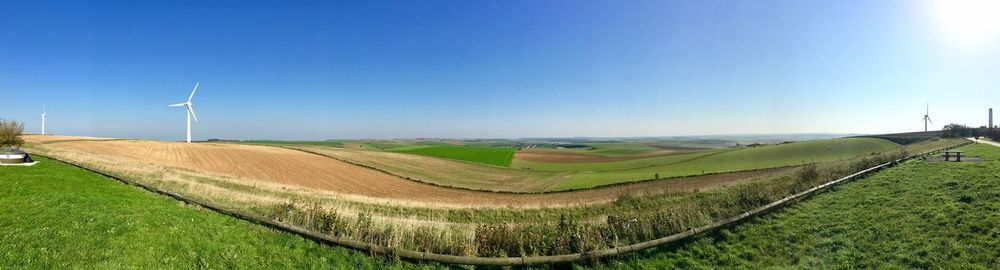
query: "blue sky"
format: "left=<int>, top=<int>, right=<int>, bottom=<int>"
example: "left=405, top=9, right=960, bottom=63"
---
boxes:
left=3, top=0, right=999, bottom=140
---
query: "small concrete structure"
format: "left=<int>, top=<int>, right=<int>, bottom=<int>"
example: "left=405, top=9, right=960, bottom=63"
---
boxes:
left=943, top=150, right=963, bottom=162
left=0, top=147, right=33, bottom=165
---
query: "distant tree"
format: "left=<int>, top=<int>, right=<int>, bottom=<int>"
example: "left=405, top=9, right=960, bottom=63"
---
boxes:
left=942, top=124, right=982, bottom=138
left=988, top=129, right=1000, bottom=141
left=0, top=118, right=25, bottom=147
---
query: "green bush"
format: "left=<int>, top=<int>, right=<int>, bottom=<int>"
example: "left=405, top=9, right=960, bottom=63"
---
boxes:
left=0, top=118, right=25, bottom=147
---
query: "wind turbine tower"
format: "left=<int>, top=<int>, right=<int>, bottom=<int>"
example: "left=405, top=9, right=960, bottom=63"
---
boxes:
left=41, top=106, right=46, bottom=135
left=168, top=83, right=200, bottom=143
left=922, top=103, right=932, bottom=132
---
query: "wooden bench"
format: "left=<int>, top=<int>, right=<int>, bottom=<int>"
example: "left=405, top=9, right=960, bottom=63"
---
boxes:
left=944, top=150, right=963, bottom=162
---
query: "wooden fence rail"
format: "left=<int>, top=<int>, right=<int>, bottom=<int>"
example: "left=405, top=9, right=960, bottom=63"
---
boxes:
left=31, top=141, right=972, bottom=266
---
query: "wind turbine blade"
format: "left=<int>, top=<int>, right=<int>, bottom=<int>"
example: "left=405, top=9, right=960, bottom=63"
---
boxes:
left=188, top=82, right=199, bottom=102
left=187, top=104, right=198, bottom=122
left=168, top=103, right=187, bottom=107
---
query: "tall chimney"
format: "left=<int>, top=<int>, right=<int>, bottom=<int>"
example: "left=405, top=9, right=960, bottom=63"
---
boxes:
left=991, top=108, right=994, bottom=129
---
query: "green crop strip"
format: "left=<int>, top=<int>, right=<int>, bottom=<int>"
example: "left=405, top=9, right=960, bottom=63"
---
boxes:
left=392, top=146, right=516, bottom=167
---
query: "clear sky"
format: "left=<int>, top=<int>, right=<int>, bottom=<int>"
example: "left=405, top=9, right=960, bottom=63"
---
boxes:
left=3, top=0, right=999, bottom=140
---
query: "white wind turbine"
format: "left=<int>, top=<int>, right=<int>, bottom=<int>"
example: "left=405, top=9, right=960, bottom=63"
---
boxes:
left=922, top=103, right=932, bottom=132
left=41, top=106, right=46, bottom=135
left=168, top=83, right=200, bottom=143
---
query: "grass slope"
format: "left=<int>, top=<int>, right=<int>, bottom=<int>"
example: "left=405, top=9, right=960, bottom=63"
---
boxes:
left=392, top=146, right=516, bottom=167
left=591, top=143, right=1000, bottom=269
left=554, top=138, right=900, bottom=190
left=0, top=156, right=437, bottom=269
left=511, top=150, right=722, bottom=171
left=586, top=142, right=661, bottom=155
left=241, top=140, right=345, bottom=147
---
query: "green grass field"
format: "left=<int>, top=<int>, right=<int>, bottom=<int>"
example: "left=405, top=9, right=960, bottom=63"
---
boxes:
left=516, top=138, right=898, bottom=172
left=591, top=142, right=1000, bottom=268
left=0, top=156, right=436, bottom=269
left=546, top=138, right=902, bottom=190
left=585, top=142, right=662, bottom=155
left=511, top=149, right=723, bottom=171
left=391, top=146, right=516, bottom=167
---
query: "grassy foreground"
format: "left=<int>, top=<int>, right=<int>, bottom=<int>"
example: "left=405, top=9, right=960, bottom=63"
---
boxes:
left=0, top=156, right=435, bottom=269
left=592, top=142, right=1000, bottom=269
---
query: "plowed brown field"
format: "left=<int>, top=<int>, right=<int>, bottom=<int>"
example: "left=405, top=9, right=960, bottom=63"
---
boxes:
left=30, top=137, right=792, bottom=207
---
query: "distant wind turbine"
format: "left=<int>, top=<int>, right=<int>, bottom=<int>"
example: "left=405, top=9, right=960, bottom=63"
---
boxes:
left=922, top=103, right=932, bottom=132
left=168, top=83, right=200, bottom=143
left=41, top=106, right=46, bottom=135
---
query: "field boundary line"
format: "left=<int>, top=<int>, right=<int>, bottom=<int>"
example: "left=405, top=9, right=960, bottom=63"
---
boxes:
left=29, top=141, right=970, bottom=266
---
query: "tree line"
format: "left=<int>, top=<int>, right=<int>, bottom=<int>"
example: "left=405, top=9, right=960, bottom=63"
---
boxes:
left=941, top=123, right=1000, bottom=141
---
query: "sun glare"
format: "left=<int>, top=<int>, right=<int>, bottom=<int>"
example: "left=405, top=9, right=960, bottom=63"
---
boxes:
left=932, top=0, right=1000, bottom=49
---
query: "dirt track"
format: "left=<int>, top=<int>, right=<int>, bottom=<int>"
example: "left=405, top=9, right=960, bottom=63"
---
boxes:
left=30, top=136, right=794, bottom=207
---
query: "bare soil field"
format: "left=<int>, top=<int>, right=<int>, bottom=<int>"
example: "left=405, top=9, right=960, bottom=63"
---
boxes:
left=513, top=148, right=704, bottom=163
left=27, top=137, right=791, bottom=207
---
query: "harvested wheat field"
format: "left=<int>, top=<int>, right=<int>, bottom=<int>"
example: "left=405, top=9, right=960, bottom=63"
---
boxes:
left=31, top=138, right=791, bottom=207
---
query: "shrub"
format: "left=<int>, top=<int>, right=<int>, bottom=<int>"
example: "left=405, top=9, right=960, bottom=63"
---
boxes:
left=0, top=118, right=25, bottom=147
left=269, top=202, right=297, bottom=223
